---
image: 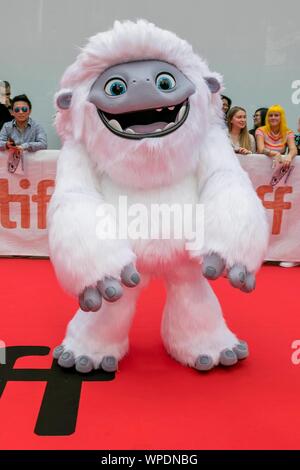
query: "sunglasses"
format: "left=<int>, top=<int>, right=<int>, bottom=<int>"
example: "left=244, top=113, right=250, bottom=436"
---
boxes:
left=14, top=106, right=29, bottom=113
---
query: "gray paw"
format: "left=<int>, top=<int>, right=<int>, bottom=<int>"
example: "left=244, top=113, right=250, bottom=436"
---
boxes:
left=101, top=356, right=118, bottom=372
left=75, top=355, right=94, bottom=373
left=195, top=355, right=214, bottom=371
left=53, top=345, right=118, bottom=374
left=202, top=253, right=226, bottom=280
left=57, top=350, right=75, bottom=368
left=194, top=340, right=249, bottom=372
left=79, top=264, right=140, bottom=312
left=228, top=265, right=256, bottom=293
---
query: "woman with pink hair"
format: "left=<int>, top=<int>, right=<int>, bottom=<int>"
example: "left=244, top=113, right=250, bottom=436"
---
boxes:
left=256, top=105, right=297, bottom=168
left=257, top=105, right=298, bottom=268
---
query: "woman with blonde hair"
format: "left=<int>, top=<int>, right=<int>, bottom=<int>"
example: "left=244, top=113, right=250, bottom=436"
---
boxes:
left=256, top=104, right=297, bottom=168
left=227, top=106, right=256, bottom=154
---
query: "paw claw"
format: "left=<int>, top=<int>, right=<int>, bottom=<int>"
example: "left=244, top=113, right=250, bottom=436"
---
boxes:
left=121, top=263, right=141, bottom=287
left=202, top=253, right=225, bottom=280
left=228, top=265, right=256, bottom=293
left=233, top=341, right=249, bottom=360
left=53, top=344, right=64, bottom=359
left=58, top=350, right=75, bottom=368
left=219, top=348, right=238, bottom=366
left=79, top=286, right=102, bottom=312
left=98, top=278, right=123, bottom=302
left=241, top=274, right=256, bottom=293
left=101, top=356, right=118, bottom=372
left=195, top=355, right=214, bottom=371
left=75, top=355, right=94, bottom=373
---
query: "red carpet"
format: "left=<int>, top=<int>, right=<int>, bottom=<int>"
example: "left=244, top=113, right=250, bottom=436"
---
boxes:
left=0, top=258, right=300, bottom=450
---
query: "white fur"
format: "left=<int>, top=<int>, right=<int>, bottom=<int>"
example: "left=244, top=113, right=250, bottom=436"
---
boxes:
left=162, top=262, right=239, bottom=365
left=48, top=142, right=135, bottom=295
left=49, top=20, right=269, bottom=369
left=61, top=280, right=145, bottom=367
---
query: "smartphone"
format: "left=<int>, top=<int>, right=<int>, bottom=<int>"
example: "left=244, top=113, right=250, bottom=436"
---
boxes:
left=7, top=137, right=16, bottom=147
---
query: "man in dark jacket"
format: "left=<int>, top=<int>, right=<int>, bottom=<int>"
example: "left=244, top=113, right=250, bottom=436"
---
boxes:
left=0, top=103, right=12, bottom=131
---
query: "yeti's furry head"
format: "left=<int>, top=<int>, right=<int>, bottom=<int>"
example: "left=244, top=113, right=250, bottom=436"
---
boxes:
left=55, top=20, right=224, bottom=189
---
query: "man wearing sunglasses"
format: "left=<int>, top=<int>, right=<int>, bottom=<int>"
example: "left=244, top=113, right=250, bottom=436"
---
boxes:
left=0, top=94, right=47, bottom=156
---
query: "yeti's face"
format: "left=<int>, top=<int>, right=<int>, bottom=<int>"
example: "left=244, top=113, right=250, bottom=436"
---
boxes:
left=88, top=60, right=196, bottom=140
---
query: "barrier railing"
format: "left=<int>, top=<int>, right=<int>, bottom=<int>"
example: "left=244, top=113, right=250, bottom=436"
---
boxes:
left=0, top=151, right=299, bottom=261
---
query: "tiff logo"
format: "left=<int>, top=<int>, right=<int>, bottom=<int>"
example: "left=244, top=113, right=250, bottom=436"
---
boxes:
left=257, top=185, right=292, bottom=235
left=0, top=178, right=54, bottom=229
left=0, top=346, right=114, bottom=436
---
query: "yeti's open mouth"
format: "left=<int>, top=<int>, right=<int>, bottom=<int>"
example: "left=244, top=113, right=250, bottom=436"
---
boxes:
left=98, top=100, right=189, bottom=139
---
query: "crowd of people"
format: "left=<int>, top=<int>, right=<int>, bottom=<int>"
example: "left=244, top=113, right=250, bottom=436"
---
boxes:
left=222, top=95, right=300, bottom=268
left=222, top=95, right=300, bottom=168
left=1, top=79, right=300, bottom=166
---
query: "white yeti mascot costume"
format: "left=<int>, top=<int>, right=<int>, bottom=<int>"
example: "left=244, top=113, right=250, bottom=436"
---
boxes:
left=49, top=20, right=269, bottom=374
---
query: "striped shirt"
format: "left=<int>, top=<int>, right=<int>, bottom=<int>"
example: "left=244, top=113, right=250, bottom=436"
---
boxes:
left=255, top=127, right=294, bottom=154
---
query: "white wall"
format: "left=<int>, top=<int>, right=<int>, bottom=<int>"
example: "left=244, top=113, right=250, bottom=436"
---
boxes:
left=1, top=0, right=299, bottom=148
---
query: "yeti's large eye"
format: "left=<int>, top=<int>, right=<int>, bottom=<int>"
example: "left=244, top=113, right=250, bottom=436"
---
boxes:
left=105, top=78, right=127, bottom=96
left=156, top=73, right=176, bottom=91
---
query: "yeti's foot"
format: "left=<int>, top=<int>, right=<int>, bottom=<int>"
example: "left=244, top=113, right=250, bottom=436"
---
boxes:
left=194, top=340, right=249, bottom=372
left=53, top=344, right=119, bottom=373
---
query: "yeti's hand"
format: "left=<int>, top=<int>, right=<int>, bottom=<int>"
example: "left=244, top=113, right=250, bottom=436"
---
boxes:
left=78, top=263, right=140, bottom=312
left=202, top=253, right=256, bottom=293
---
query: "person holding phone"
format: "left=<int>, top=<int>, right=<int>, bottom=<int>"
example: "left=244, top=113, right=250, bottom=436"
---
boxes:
left=0, top=94, right=47, bottom=155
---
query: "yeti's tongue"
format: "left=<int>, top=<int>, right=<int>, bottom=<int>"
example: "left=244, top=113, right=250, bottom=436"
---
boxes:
left=126, top=122, right=168, bottom=133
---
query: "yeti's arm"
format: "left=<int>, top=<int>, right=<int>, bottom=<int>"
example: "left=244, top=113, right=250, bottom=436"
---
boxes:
left=192, top=126, right=269, bottom=290
left=48, top=142, right=137, bottom=301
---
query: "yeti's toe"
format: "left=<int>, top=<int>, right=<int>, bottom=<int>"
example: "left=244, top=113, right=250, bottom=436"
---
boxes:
left=195, top=355, right=214, bottom=372
left=58, top=350, right=75, bottom=368
left=240, top=274, right=256, bottom=293
left=97, top=278, right=123, bottom=302
left=75, top=355, right=94, bottom=373
left=219, top=348, right=238, bottom=366
left=121, top=263, right=141, bottom=287
left=202, top=253, right=225, bottom=280
left=53, top=344, right=64, bottom=359
left=101, top=356, right=118, bottom=372
left=233, top=341, right=249, bottom=360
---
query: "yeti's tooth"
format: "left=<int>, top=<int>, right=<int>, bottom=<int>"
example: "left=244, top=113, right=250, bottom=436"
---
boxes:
left=156, top=108, right=163, bottom=112
left=176, top=105, right=186, bottom=123
left=168, top=106, right=175, bottom=110
left=125, top=128, right=135, bottom=134
left=165, top=122, right=175, bottom=129
left=155, top=128, right=162, bottom=132
left=109, top=119, right=122, bottom=131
